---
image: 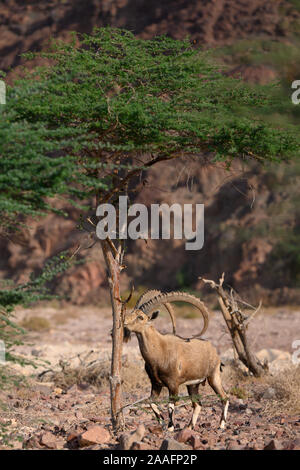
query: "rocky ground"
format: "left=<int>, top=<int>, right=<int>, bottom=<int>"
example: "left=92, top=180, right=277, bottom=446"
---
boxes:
left=0, top=0, right=300, bottom=307
left=0, top=304, right=299, bottom=450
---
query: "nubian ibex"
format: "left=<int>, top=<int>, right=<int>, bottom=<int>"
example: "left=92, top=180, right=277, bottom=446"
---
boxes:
left=124, top=291, right=229, bottom=431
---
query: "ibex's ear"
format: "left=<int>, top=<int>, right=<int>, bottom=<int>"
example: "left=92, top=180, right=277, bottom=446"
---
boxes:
left=150, top=310, right=159, bottom=320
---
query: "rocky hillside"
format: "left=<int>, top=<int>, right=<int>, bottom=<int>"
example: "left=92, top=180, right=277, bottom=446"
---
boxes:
left=0, top=0, right=299, bottom=304
left=0, top=0, right=298, bottom=70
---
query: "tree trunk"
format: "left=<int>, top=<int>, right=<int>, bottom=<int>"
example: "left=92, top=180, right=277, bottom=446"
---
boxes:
left=218, top=297, right=267, bottom=377
left=100, top=239, right=124, bottom=431
left=218, top=297, right=248, bottom=364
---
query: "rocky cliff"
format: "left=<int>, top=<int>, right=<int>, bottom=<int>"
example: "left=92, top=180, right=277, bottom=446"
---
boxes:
left=0, top=0, right=296, bottom=70
left=0, top=0, right=299, bottom=304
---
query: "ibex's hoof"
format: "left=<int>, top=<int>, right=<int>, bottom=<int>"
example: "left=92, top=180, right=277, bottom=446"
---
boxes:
left=219, top=421, right=226, bottom=430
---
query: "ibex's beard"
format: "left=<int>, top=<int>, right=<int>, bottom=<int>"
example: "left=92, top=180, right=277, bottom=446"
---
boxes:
left=123, top=327, right=132, bottom=343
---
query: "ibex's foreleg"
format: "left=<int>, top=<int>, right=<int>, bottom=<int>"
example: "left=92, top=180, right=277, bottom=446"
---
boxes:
left=208, top=366, right=229, bottom=429
left=149, top=383, right=164, bottom=423
left=187, top=384, right=202, bottom=429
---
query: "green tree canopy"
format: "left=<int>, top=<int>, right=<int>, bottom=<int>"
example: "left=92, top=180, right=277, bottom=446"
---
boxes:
left=0, top=27, right=299, bottom=227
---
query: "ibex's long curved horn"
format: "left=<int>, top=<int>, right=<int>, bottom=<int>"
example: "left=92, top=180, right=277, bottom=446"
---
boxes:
left=139, top=291, right=210, bottom=338
left=135, top=289, right=176, bottom=335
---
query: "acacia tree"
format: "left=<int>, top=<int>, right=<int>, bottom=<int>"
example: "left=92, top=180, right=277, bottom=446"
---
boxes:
left=0, top=28, right=299, bottom=430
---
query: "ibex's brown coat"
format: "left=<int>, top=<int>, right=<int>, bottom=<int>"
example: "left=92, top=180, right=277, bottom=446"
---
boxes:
left=124, top=309, right=229, bottom=430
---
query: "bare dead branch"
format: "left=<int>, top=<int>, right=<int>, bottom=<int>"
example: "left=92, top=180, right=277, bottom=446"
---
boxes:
left=199, top=274, right=267, bottom=377
left=106, top=236, right=119, bottom=257
left=244, top=300, right=262, bottom=329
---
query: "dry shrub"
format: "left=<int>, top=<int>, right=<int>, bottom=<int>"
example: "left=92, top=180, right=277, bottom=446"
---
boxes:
left=46, top=360, right=111, bottom=390
left=221, top=362, right=250, bottom=386
left=229, top=385, right=248, bottom=399
left=263, top=365, right=300, bottom=416
left=45, top=357, right=148, bottom=393
left=21, top=316, right=51, bottom=332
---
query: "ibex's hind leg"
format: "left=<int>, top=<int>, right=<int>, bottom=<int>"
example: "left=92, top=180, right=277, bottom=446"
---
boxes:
left=187, top=384, right=202, bottom=430
left=167, top=387, right=179, bottom=432
left=208, top=366, right=229, bottom=429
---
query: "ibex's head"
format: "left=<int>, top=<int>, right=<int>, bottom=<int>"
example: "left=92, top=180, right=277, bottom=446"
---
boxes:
left=123, top=290, right=210, bottom=343
left=124, top=309, right=159, bottom=335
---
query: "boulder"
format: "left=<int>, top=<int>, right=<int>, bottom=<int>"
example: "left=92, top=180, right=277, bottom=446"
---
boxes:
left=119, top=424, right=145, bottom=450
left=264, top=439, right=284, bottom=450
left=160, top=438, right=191, bottom=450
left=78, top=426, right=111, bottom=447
left=39, top=431, right=59, bottom=449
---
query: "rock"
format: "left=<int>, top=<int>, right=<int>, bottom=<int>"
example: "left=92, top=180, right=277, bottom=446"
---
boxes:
left=67, top=384, right=80, bottom=394
left=78, top=382, right=90, bottom=391
left=33, top=381, right=54, bottom=395
left=23, top=435, right=42, bottom=449
left=31, top=349, right=42, bottom=357
left=252, top=442, right=264, bottom=450
left=257, top=349, right=291, bottom=363
left=201, top=422, right=211, bottom=428
left=270, top=360, right=294, bottom=374
left=39, top=431, right=58, bottom=449
left=175, top=427, right=193, bottom=444
left=264, top=439, right=284, bottom=450
left=58, top=401, right=70, bottom=411
left=233, top=420, right=244, bottom=426
left=285, top=438, right=300, bottom=450
left=67, top=432, right=79, bottom=442
left=160, top=438, right=191, bottom=450
left=190, top=434, right=203, bottom=450
left=78, top=426, right=111, bottom=447
left=89, top=416, right=104, bottom=423
left=227, top=442, right=244, bottom=450
left=257, top=349, right=293, bottom=373
left=119, top=424, right=145, bottom=450
left=131, top=441, right=152, bottom=450
left=66, top=432, right=80, bottom=449
left=263, top=388, right=277, bottom=400
left=238, top=402, right=248, bottom=411
left=148, top=424, right=163, bottom=435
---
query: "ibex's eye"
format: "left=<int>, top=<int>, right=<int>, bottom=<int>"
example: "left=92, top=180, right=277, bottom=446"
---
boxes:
left=138, top=315, right=144, bottom=320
